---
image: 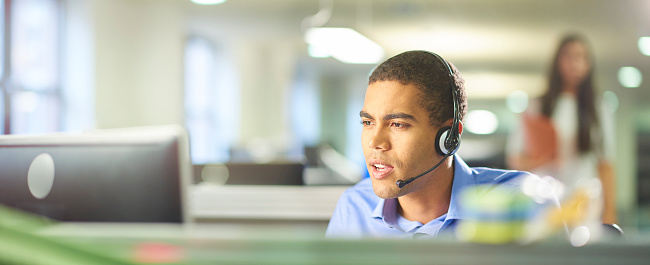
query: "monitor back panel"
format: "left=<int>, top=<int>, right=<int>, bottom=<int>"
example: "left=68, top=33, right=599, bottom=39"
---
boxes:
left=0, top=130, right=186, bottom=223
left=224, top=163, right=305, bottom=185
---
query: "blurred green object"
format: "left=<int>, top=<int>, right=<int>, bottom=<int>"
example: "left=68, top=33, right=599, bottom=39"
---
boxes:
left=0, top=204, right=136, bottom=265
left=457, top=185, right=534, bottom=244
left=2, top=203, right=650, bottom=265
left=457, top=220, right=526, bottom=244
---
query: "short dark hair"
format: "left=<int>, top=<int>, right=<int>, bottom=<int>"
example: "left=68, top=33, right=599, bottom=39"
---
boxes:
left=368, top=50, right=467, bottom=127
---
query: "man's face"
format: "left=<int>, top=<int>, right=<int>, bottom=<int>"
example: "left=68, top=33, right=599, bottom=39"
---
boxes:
left=360, top=81, right=442, bottom=199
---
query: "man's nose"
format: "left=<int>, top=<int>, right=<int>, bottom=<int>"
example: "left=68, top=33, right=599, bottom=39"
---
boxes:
left=368, top=127, right=390, bottom=151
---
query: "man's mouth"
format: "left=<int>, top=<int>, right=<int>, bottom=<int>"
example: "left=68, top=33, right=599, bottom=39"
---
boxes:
left=369, top=159, right=395, bottom=179
left=374, top=164, right=389, bottom=171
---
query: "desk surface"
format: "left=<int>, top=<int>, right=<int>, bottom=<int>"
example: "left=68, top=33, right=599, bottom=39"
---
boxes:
left=3, top=202, right=650, bottom=265
left=35, top=223, right=650, bottom=265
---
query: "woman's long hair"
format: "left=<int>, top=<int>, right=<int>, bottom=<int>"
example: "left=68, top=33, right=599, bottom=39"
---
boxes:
left=540, top=34, right=599, bottom=154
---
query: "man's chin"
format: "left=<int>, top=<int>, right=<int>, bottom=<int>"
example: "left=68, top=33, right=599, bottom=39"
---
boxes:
left=372, top=183, right=402, bottom=199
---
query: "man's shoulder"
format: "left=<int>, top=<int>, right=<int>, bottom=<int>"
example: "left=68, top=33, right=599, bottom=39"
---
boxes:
left=455, top=155, right=533, bottom=187
left=341, top=177, right=376, bottom=199
left=337, top=178, right=380, bottom=208
left=326, top=178, right=383, bottom=238
left=469, top=166, right=534, bottom=186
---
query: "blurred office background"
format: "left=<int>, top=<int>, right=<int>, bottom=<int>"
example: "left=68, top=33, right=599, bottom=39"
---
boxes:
left=1, top=0, right=649, bottom=229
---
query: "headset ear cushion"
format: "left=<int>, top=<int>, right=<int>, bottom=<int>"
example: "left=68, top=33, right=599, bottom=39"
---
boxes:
left=435, top=126, right=451, bottom=156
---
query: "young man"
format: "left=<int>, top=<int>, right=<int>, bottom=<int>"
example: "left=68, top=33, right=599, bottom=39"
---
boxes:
left=326, top=50, right=537, bottom=239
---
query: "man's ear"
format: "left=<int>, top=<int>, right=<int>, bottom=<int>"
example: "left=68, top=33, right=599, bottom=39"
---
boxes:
left=442, top=119, right=463, bottom=135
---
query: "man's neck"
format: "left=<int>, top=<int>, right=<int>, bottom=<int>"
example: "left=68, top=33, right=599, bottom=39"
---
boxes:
left=396, top=160, right=454, bottom=224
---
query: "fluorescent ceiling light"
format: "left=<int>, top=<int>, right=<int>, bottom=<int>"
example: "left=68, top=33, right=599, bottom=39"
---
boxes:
left=639, top=36, right=650, bottom=56
left=191, top=0, right=226, bottom=5
left=506, top=90, right=529, bottom=114
left=307, top=44, right=330, bottom=58
left=618, top=66, right=642, bottom=88
left=305, top=27, right=384, bottom=64
left=466, top=110, right=498, bottom=135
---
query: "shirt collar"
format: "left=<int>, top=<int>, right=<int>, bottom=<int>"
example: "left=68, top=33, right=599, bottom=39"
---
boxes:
left=371, top=199, right=385, bottom=219
left=371, top=197, right=399, bottom=228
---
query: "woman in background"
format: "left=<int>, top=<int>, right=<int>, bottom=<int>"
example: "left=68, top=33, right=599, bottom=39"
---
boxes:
left=507, top=34, right=617, bottom=225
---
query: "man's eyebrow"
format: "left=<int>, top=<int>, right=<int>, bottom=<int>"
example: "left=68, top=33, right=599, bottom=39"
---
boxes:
left=360, top=111, right=373, bottom=119
left=383, top=112, right=417, bottom=122
left=359, top=111, right=417, bottom=122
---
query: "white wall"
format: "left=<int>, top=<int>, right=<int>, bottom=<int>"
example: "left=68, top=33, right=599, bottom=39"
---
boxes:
left=63, top=0, right=94, bottom=131
left=84, top=0, right=300, bottom=154
left=90, top=0, right=184, bottom=129
left=233, top=40, right=296, bottom=150
left=183, top=3, right=308, bottom=156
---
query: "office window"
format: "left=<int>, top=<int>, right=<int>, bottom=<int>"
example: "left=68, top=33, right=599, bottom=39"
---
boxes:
left=289, top=63, right=320, bottom=149
left=184, top=37, right=238, bottom=164
left=0, top=12, right=3, bottom=133
left=1, top=0, right=62, bottom=134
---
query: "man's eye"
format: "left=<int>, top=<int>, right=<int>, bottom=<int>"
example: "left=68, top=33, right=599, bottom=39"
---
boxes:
left=361, top=120, right=374, bottom=126
left=391, top=122, right=408, bottom=128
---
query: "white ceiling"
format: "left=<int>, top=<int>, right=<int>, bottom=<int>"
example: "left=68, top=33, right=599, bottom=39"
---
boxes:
left=179, top=0, right=650, bottom=100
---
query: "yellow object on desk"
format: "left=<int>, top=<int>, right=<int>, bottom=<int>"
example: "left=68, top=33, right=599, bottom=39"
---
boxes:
left=456, top=184, right=535, bottom=244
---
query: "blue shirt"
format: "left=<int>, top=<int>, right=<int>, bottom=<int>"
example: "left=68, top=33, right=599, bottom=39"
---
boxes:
left=325, top=155, right=535, bottom=239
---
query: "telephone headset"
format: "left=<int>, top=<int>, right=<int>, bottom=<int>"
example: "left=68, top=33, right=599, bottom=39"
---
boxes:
left=395, top=52, right=461, bottom=189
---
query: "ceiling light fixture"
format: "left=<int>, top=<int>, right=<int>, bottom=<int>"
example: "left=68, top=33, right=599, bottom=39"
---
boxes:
left=301, top=0, right=383, bottom=64
left=639, top=36, right=650, bottom=56
left=466, top=110, right=499, bottom=135
left=191, top=0, right=226, bottom=5
left=618, top=66, right=642, bottom=88
left=305, top=27, right=384, bottom=64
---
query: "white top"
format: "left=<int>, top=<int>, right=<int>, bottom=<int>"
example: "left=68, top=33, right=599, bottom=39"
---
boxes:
left=507, top=92, right=615, bottom=193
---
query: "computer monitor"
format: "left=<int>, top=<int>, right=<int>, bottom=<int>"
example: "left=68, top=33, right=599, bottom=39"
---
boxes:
left=224, top=162, right=305, bottom=185
left=0, top=125, right=192, bottom=223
